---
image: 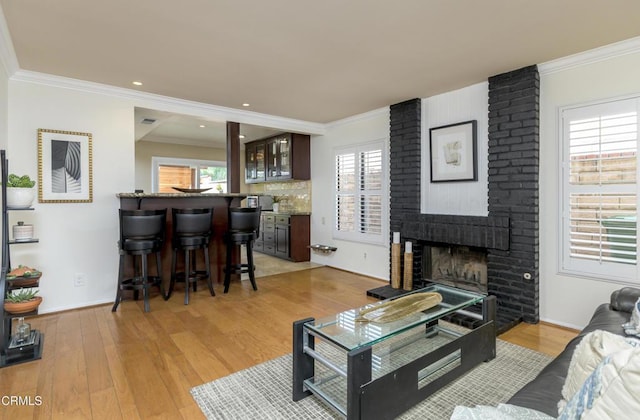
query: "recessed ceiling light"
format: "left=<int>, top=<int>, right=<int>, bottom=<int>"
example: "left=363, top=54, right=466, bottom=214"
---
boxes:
left=239, top=134, right=245, bottom=139
left=132, top=81, right=143, bottom=86
left=242, top=103, right=250, bottom=107
left=199, top=125, right=206, bottom=128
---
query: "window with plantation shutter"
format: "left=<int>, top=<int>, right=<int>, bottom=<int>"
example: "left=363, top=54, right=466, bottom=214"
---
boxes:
left=334, top=141, right=387, bottom=244
left=561, top=97, right=640, bottom=282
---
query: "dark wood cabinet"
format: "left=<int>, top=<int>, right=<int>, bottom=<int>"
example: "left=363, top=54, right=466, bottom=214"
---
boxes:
left=245, top=141, right=266, bottom=183
left=245, top=133, right=310, bottom=184
left=255, top=213, right=309, bottom=262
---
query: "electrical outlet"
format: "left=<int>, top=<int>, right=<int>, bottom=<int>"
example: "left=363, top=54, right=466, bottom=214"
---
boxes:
left=364, top=252, right=367, bottom=259
left=74, top=272, right=87, bottom=287
left=321, top=216, right=326, bottom=225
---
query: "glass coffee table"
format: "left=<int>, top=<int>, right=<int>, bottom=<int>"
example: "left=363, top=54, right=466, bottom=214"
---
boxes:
left=292, top=284, right=496, bottom=419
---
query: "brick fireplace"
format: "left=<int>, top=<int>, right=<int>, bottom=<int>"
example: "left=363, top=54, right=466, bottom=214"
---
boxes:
left=379, top=66, right=540, bottom=332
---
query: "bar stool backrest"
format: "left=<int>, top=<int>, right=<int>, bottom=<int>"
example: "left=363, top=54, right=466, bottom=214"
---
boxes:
left=228, top=207, right=261, bottom=235
left=172, top=208, right=213, bottom=237
left=119, top=209, right=166, bottom=247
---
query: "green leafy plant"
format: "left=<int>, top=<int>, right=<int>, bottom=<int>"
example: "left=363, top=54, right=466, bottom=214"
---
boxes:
left=272, top=195, right=285, bottom=203
left=6, top=174, right=36, bottom=188
left=5, top=289, right=39, bottom=303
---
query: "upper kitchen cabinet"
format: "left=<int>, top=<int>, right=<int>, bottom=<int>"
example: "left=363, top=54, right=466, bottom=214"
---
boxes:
left=246, top=133, right=310, bottom=183
left=245, top=141, right=266, bottom=183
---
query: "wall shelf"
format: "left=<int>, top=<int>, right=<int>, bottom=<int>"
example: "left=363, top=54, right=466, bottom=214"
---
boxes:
left=0, top=149, right=44, bottom=368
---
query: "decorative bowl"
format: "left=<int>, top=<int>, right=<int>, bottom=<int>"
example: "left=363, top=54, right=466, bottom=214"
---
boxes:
left=172, top=187, right=212, bottom=193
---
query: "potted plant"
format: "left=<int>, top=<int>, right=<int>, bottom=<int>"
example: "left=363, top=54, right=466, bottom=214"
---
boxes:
left=4, top=288, right=42, bottom=314
left=5, top=174, right=36, bottom=209
left=272, top=195, right=285, bottom=213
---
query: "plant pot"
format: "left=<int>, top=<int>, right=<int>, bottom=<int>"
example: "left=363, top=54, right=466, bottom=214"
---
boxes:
left=272, top=203, right=280, bottom=213
left=6, top=187, right=36, bottom=209
left=4, top=296, right=43, bottom=314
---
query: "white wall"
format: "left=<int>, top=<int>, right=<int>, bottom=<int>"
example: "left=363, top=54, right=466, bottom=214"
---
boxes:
left=4, top=75, right=323, bottom=313
left=7, top=81, right=133, bottom=312
left=310, top=109, right=390, bottom=280
left=0, top=62, right=7, bottom=151
left=421, top=83, right=489, bottom=216
left=539, top=46, right=640, bottom=329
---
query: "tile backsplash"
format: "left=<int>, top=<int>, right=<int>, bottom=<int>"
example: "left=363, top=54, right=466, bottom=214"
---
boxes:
left=248, top=181, right=311, bottom=213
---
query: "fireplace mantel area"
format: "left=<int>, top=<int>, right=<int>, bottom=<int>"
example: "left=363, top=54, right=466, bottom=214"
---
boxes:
left=382, top=66, right=540, bottom=332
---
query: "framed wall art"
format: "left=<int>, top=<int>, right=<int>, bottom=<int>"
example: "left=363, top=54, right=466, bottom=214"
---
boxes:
left=429, top=120, right=477, bottom=182
left=38, top=129, right=93, bottom=203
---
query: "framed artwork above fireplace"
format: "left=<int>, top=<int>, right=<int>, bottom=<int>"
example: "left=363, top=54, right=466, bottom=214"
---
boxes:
left=429, top=120, right=477, bottom=182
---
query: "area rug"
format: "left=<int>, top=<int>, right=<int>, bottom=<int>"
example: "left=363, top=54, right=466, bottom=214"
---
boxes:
left=191, top=339, right=552, bottom=419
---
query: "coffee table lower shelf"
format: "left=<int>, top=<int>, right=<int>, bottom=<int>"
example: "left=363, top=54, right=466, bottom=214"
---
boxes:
left=293, top=296, right=496, bottom=419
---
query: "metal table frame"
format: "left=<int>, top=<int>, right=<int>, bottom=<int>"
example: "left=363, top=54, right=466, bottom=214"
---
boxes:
left=292, top=290, right=496, bottom=420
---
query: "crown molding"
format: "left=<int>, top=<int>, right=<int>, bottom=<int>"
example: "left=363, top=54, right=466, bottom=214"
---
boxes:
left=10, top=69, right=326, bottom=135
left=325, top=106, right=389, bottom=129
left=0, top=5, right=18, bottom=76
left=539, top=36, right=640, bottom=75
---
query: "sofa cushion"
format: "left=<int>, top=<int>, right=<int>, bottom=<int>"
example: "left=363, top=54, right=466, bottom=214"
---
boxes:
left=559, top=346, right=640, bottom=419
left=559, top=330, right=637, bottom=413
left=610, top=287, right=640, bottom=313
left=451, top=403, right=554, bottom=419
left=506, top=304, right=630, bottom=416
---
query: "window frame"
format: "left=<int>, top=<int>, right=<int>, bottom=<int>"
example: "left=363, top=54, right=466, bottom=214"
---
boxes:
left=559, top=96, right=640, bottom=284
left=151, top=156, right=227, bottom=193
left=333, top=139, right=388, bottom=245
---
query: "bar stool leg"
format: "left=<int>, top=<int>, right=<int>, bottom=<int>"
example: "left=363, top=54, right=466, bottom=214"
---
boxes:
left=112, top=252, right=125, bottom=312
left=224, top=241, right=233, bottom=293
left=156, top=251, right=166, bottom=301
left=169, top=248, right=177, bottom=299
left=142, top=254, right=151, bottom=313
left=204, top=245, right=215, bottom=296
left=191, top=252, right=198, bottom=292
left=184, top=248, right=190, bottom=305
left=246, top=240, right=258, bottom=291
left=133, top=255, right=140, bottom=301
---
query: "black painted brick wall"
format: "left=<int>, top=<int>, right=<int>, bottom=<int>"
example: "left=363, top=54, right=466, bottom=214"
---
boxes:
left=390, top=99, right=422, bottom=280
left=487, top=65, right=540, bottom=326
left=388, top=66, right=540, bottom=331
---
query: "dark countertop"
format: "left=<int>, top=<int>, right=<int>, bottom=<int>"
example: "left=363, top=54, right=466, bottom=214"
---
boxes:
left=117, top=192, right=247, bottom=198
left=264, top=211, right=311, bottom=216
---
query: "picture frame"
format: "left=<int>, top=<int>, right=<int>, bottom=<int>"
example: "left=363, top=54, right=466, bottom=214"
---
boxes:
left=38, top=129, right=93, bottom=203
left=429, top=120, right=477, bottom=182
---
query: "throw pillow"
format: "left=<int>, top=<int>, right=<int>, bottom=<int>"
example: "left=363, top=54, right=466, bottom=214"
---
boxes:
left=622, top=296, right=640, bottom=336
left=560, top=329, right=635, bottom=413
left=450, top=403, right=554, bottom=420
left=559, top=346, right=640, bottom=419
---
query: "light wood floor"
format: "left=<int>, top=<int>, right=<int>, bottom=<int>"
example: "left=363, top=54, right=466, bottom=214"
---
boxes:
left=0, top=267, right=578, bottom=420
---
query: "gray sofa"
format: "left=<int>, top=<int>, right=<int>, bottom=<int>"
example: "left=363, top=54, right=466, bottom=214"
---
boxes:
left=506, top=287, right=640, bottom=416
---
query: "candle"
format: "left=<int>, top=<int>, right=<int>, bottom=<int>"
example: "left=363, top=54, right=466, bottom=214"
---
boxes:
left=393, top=232, right=400, bottom=243
left=405, top=241, right=412, bottom=253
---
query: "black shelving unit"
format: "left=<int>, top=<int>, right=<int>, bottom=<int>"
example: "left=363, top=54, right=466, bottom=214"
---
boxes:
left=0, top=149, right=44, bottom=367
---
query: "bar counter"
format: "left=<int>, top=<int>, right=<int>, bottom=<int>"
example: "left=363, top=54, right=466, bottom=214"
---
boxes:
left=117, top=192, right=247, bottom=289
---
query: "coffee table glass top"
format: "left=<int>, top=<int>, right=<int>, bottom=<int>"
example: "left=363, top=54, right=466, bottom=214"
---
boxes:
left=305, top=284, right=485, bottom=351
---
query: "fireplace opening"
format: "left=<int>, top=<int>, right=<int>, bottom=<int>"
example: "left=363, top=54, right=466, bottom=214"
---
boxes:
left=423, top=244, right=488, bottom=294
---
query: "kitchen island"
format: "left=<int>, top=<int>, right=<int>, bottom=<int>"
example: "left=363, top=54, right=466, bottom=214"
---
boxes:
left=117, top=192, right=247, bottom=293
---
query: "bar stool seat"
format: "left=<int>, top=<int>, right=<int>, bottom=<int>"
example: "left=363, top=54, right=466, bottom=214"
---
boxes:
left=112, top=209, right=167, bottom=313
left=223, top=207, right=261, bottom=293
left=169, top=208, right=215, bottom=305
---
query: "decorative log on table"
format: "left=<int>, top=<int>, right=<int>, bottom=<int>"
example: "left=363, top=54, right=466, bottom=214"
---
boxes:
left=117, top=192, right=247, bottom=291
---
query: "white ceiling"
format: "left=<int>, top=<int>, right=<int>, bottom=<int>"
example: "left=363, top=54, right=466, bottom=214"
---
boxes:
left=134, top=107, right=281, bottom=148
left=3, top=1, right=640, bottom=126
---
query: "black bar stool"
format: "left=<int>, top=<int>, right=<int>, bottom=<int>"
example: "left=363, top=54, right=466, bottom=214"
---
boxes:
left=112, top=209, right=167, bottom=313
left=223, top=207, right=261, bottom=293
left=169, top=208, right=215, bottom=305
